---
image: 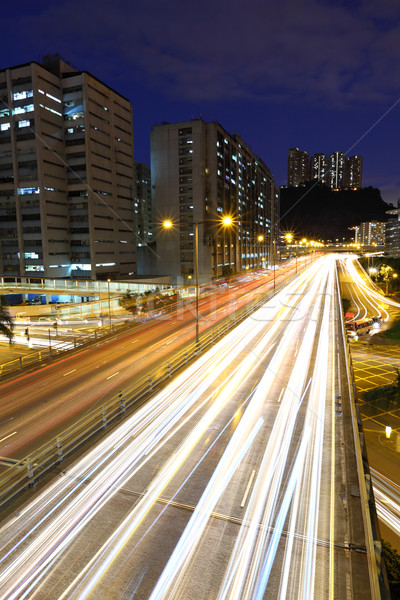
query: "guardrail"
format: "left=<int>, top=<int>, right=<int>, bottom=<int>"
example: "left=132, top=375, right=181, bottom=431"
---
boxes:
left=0, top=320, right=130, bottom=378
left=0, top=271, right=299, bottom=510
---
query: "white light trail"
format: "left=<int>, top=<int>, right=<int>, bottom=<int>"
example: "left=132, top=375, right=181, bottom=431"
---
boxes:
left=0, top=256, right=351, bottom=599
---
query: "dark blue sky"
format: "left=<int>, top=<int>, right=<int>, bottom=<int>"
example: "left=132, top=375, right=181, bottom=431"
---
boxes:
left=3, top=0, right=400, bottom=204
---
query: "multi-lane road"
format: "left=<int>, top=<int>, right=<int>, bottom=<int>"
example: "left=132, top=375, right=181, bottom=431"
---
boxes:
left=0, top=259, right=299, bottom=461
left=0, top=255, right=376, bottom=599
left=338, top=256, right=400, bottom=551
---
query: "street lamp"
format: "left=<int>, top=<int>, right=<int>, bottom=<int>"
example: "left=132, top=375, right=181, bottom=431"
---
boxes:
left=107, top=278, right=111, bottom=329
left=163, top=215, right=233, bottom=347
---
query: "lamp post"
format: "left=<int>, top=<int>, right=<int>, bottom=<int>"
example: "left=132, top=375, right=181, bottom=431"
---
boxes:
left=163, top=215, right=232, bottom=347
left=107, top=278, right=111, bottom=329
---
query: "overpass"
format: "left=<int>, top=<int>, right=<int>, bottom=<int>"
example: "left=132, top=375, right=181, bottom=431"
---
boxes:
left=0, top=256, right=389, bottom=598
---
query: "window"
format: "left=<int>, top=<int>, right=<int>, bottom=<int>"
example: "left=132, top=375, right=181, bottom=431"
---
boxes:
left=0, top=123, right=10, bottom=131
left=39, top=103, right=62, bottom=117
left=13, top=90, right=33, bottom=101
left=18, top=187, right=40, bottom=195
left=18, top=120, right=30, bottom=128
left=13, top=104, right=34, bottom=115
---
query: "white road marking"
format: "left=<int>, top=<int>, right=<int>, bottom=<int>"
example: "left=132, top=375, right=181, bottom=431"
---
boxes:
left=241, top=469, right=256, bottom=508
left=63, top=369, right=77, bottom=377
left=277, top=387, right=285, bottom=403
left=107, top=372, right=119, bottom=380
left=0, top=431, right=17, bottom=444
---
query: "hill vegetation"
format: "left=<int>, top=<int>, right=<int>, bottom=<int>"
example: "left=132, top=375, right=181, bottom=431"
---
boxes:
left=280, top=183, right=393, bottom=240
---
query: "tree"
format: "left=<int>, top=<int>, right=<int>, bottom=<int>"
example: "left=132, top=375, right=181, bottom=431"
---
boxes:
left=382, top=539, right=400, bottom=597
left=0, top=306, right=14, bottom=342
left=342, top=297, right=351, bottom=315
left=379, top=265, right=395, bottom=295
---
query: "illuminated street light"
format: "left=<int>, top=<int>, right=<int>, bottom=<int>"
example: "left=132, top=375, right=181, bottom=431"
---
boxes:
left=164, top=216, right=233, bottom=347
left=107, top=278, right=112, bottom=329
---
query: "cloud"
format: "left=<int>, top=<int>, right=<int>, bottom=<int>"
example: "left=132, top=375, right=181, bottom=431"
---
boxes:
left=5, top=0, right=400, bottom=107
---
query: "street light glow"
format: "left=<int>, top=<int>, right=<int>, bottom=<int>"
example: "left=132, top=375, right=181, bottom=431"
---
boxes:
left=221, top=216, right=233, bottom=227
left=163, top=220, right=173, bottom=229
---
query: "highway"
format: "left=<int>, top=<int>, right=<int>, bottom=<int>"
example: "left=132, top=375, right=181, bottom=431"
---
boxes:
left=0, top=255, right=374, bottom=599
left=338, top=255, right=400, bottom=550
left=0, top=258, right=301, bottom=461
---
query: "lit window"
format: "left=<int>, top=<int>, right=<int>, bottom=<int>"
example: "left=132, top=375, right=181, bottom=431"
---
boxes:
left=39, top=104, right=62, bottom=117
left=0, top=107, right=9, bottom=118
left=45, top=92, right=61, bottom=104
left=13, top=90, right=33, bottom=101
left=18, top=120, right=30, bottom=128
left=18, top=187, right=40, bottom=195
left=1, top=123, right=10, bottom=131
left=13, top=104, right=34, bottom=115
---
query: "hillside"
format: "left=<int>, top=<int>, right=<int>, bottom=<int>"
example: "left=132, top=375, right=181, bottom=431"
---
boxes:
left=279, top=183, right=393, bottom=240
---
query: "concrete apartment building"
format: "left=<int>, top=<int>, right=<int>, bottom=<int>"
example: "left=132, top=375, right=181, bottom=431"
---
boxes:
left=288, top=148, right=363, bottom=191
left=287, top=147, right=309, bottom=187
left=0, top=55, right=136, bottom=280
left=151, top=119, right=279, bottom=284
left=345, top=155, right=363, bottom=190
left=310, top=153, right=328, bottom=184
left=329, top=151, right=346, bottom=190
left=135, top=162, right=152, bottom=246
left=354, top=221, right=385, bottom=246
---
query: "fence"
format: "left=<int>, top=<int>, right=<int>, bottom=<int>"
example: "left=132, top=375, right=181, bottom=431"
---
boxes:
left=0, top=271, right=298, bottom=510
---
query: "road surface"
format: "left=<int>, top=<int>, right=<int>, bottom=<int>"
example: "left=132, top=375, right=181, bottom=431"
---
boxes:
left=0, top=255, right=375, bottom=599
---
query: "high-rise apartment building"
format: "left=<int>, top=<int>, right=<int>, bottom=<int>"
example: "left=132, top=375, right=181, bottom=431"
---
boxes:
left=329, top=151, right=346, bottom=190
left=134, top=162, right=152, bottom=246
left=355, top=221, right=385, bottom=246
left=288, top=148, right=363, bottom=191
left=310, top=153, right=328, bottom=184
left=0, top=55, right=136, bottom=279
left=345, top=155, right=363, bottom=190
left=151, top=119, right=279, bottom=284
left=287, top=148, right=309, bottom=187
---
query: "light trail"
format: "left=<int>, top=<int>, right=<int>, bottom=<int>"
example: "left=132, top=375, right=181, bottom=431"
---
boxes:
left=0, top=255, right=367, bottom=599
left=370, top=468, right=400, bottom=537
left=341, top=256, right=397, bottom=321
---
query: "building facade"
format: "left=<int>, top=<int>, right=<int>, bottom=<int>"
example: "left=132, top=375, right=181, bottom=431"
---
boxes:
left=329, top=151, right=346, bottom=190
left=0, top=56, right=136, bottom=279
left=288, top=148, right=363, bottom=191
left=287, top=147, right=309, bottom=187
left=310, top=153, right=328, bottom=184
left=151, top=119, right=279, bottom=284
left=345, top=155, right=363, bottom=190
left=385, top=209, right=400, bottom=256
left=354, top=221, right=385, bottom=246
left=134, top=162, right=152, bottom=246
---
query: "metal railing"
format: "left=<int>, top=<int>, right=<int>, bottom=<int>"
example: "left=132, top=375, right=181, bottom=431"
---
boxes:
left=0, top=276, right=172, bottom=295
left=0, top=272, right=296, bottom=510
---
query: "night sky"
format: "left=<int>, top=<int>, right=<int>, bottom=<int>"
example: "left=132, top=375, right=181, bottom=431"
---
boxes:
left=3, top=0, right=400, bottom=204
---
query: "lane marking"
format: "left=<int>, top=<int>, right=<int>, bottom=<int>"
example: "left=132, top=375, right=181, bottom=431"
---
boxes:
left=63, top=369, right=77, bottom=377
left=107, top=372, right=119, bottom=380
left=241, top=469, right=256, bottom=508
left=277, top=387, right=285, bottom=403
left=0, top=431, right=17, bottom=444
left=132, top=339, right=139, bottom=344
